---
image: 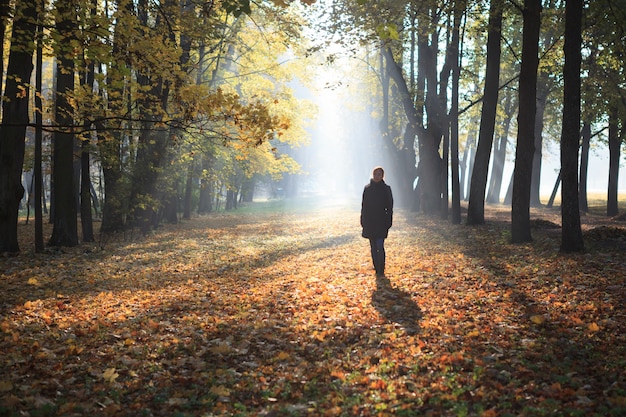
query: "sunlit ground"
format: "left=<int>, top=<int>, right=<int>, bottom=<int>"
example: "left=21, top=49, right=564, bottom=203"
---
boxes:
left=3, top=195, right=626, bottom=416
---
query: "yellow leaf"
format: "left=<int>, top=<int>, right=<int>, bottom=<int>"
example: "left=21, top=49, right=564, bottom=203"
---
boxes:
left=28, top=277, right=39, bottom=285
left=209, top=385, right=230, bottom=396
left=588, top=322, right=600, bottom=332
left=275, top=351, right=290, bottom=361
left=210, top=343, right=234, bottom=355
left=530, top=315, right=545, bottom=325
left=0, top=380, right=13, bottom=392
left=103, top=368, right=119, bottom=383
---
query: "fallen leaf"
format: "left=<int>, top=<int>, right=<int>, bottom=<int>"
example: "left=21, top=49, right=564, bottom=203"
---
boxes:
left=209, top=385, right=230, bottom=396
left=103, top=368, right=119, bottom=383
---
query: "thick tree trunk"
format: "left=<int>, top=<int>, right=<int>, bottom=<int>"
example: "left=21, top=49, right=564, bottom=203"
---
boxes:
left=49, top=0, right=79, bottom=247
left=0, top=0, right=37, bottom=253
left=511, top=0, right=541, bottom=243
left=467, top=0, right=502, bottom=225
left=560, top=0, right=584, bottom=253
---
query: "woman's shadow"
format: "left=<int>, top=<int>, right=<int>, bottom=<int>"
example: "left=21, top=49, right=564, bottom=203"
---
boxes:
left=372, top=274, right=422, bottom=335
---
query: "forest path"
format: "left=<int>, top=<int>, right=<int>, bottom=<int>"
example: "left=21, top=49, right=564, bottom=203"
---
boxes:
left=1, top=198, right=625, bottom=416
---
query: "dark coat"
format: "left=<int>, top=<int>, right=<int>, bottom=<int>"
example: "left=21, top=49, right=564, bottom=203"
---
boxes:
left=361, top=179, right=393, bottom=239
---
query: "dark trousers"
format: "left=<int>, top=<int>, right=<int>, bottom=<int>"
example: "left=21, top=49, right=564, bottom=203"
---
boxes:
left=369, top=238, right=386, bottom=275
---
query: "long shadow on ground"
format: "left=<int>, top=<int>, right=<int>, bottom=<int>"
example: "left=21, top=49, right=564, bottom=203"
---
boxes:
left=372, top=274, right=422, bottom=335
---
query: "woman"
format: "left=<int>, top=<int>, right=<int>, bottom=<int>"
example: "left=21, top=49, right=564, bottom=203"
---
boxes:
left=360, top=166, right=393, bottom=276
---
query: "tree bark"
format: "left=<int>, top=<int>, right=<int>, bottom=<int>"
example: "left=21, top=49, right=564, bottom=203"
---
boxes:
left=607, top=106, right=621, bottom=217
left=560, top=0, right=584, bottom=253
left=511, top=0, right=541, bottom=243
left=49, top=0, right=79, bottom=247
left=0, top=0, right=37, bottom=253
left=467, top=0, right=502, bottom=225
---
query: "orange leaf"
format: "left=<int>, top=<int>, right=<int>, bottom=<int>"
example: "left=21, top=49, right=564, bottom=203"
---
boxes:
left=330, top=369, right=346, bottom=381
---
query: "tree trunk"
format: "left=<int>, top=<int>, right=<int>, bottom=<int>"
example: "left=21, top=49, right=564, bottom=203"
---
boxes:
left=80, top=61, right=95, bottom=243
left=607, top=106, right=621, bottom=217
left=467, top=0, right=502, bottom=225
left=560, top=0, right=584, bottom=253
left=35, top=14, right=44, bottom=253
left=486, top=92, right=514, bottom=204
left=578, top=121, right=590, bottom=213
left=449, top=0, right=464, bottom=224
left=547, top=170, right=561, bottom=208
left=183, top=159, right=194, bottom=220
left=511, top=0, right=541, bottom=243
left=49, top=0, right=79, bottom=247
left=381, top=46, right=418, bottom=209
left=198, top=156, right=214, bottom=214
left=80, top=139, right=94, bottom=242
left=99, top=1, right=130, bottom=233
left=0, top=0, right=37, bottom=253
left=129, top=0, right=174, bottom=233
left=460, top=114, right=479, bottom=201
left=530, top=88, right=547, bottom=207
left=0, top=0, right=9, bottom=98
left=423, top=30, right=447, bottom=215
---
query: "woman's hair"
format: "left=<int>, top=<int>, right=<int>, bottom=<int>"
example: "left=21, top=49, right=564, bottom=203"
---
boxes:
left=372, top=166, right=385, bottom=177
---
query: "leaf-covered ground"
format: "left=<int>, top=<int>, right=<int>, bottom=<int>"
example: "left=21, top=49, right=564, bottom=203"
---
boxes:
left=1, top=197, right=625, bottom=416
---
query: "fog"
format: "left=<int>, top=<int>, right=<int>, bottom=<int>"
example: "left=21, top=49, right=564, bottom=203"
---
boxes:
left=299, top=70, right=625, bottom=206
left=293, top=58, right=398, bottom=203
left=289, top=9, right=625, bottom=207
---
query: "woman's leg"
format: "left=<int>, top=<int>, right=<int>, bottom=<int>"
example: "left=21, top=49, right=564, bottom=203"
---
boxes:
left=375, top=238, right=386, bottom=275
left=369, top=238, right=379, bottom=271
left=369, top=238, right=386, bottom=275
